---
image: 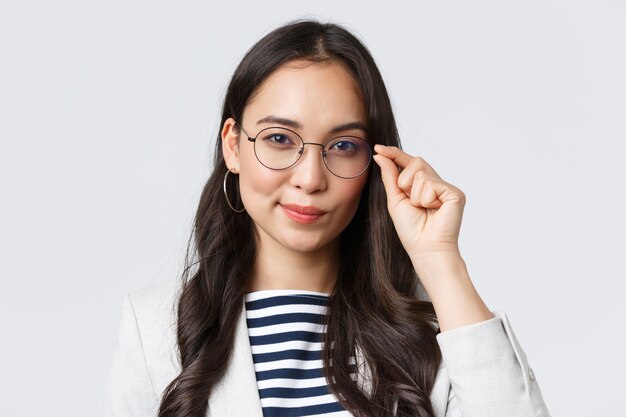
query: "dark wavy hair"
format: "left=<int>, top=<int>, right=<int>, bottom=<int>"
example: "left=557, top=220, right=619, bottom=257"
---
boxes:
left=158, top=18, right=442, bottom=417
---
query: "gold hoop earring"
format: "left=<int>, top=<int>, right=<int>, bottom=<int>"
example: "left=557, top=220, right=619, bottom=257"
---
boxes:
left=223, top=170, right=245, bottom=213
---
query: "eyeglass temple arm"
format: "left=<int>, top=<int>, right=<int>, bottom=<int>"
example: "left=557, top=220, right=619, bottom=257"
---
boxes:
left=233, top=120, right=255, bottom=141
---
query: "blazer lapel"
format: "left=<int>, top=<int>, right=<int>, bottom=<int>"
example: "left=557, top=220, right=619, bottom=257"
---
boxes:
left=207, top=302, right=264, bottom=417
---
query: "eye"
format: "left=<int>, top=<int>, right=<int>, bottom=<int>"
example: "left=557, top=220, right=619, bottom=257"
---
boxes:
left=330, top=139, right=358, bottom=152
left=263, top=133, right=295, bottom=146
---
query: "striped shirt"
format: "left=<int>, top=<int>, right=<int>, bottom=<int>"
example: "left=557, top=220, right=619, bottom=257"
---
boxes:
left=244, top=289, right=355, bottom=417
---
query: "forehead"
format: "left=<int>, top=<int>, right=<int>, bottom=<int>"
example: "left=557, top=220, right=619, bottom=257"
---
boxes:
left=243, top=60, right=367, bottom=131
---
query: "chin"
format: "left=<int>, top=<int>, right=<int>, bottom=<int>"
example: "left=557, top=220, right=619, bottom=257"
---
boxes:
left=283, top=238, right=327, bottom=253
left=279, top=232, right=336, bottom=254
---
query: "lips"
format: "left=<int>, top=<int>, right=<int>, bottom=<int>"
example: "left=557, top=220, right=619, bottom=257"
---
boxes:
left=280, top=203, right=327, bottom=224
left=280, top=204, right=327, bottom=215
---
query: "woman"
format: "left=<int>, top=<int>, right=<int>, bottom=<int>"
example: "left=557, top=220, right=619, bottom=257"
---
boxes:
left=103, top=19, right=551, bottom=417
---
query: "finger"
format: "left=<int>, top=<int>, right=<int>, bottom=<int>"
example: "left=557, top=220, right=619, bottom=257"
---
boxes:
left=410, top=175, right=425, bottom=207
left=409, top=175, right=444, bottom=209
left=373, top=145, right=415, bottom=170
left=398, top=164, right=427, bottom=192
left=372, top=153, right=407, bottom=209
left=376, top=145, right=443, bottom=182
left=421, top=180, right=443, bottom=209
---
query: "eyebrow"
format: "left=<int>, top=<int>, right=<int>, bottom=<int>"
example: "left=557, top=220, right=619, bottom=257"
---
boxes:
left=256, top=115, right=368, bottom=134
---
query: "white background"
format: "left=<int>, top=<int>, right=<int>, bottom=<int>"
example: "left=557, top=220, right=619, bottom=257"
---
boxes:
left=1, top=1, right=624, bottom=416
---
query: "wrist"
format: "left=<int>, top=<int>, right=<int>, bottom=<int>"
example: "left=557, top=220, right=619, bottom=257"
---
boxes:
left=410, top=249, right=466, bottom=282
left=410, top=251, right=494, bottom=332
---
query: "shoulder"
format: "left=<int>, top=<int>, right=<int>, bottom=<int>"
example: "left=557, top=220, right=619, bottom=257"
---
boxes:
left=125, top=279, right=184, bottom=396
left=125, top=278, right=182, bottom=352
left=127, top=278, right=182, bottom=320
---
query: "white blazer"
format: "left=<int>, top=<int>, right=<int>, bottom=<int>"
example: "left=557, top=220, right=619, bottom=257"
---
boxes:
left=103, top=279, right=551, bottom=417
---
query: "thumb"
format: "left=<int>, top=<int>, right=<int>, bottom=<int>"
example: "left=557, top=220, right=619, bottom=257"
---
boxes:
left=373, top=153, right=407, bottom=208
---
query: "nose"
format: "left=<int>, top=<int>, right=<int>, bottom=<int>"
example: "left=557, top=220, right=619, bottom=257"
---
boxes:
left=289, top=143, right=328, bottom=193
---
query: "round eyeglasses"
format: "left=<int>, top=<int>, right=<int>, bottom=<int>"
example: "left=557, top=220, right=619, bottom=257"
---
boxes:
left=235, top=122, right=373, bottom=179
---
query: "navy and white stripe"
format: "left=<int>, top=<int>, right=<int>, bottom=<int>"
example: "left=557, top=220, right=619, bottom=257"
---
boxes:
left=245, top=289, right=355, bottom=417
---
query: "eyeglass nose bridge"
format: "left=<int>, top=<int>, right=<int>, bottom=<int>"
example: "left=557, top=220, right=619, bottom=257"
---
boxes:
left=297, top=141, right=328, bottom=159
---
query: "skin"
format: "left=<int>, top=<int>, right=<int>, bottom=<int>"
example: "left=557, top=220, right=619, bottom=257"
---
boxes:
left=221, top=60, right=369, bottom=295
left=222, top=59, right=494, bottom=332
left=373, top=146, right=494, bottom=331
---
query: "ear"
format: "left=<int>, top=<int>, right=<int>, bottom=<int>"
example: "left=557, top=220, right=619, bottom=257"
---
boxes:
left=221, top=117, right=241, bottom=173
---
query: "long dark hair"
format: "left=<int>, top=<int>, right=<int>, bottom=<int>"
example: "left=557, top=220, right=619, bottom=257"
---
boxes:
left=158, top=19, right=442, bottom=417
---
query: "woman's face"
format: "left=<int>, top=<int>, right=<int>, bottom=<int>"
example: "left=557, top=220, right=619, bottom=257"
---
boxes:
left=221, top=59, right=369, bottom=254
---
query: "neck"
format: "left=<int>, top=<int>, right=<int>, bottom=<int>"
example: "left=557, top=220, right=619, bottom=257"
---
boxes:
left=246, top=229, right=340, bottom=294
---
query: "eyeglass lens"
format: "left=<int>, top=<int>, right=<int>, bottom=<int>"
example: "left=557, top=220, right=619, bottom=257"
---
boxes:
left=252, top=127, right=371, bottom=178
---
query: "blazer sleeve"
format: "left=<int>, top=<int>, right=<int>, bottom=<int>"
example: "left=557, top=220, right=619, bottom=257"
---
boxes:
left=103, top=294, right=160, bottom=417
left=436, top=311, right=551, bottom=417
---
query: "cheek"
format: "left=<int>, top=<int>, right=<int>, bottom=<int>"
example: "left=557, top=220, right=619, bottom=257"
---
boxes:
left=237, top=151, right=283, bottom=208
left=334, top=176, right=369, bottom=216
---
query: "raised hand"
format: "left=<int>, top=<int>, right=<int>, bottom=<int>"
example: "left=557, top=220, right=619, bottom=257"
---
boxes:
left=372, top=144, right=466, bottom=267
left=373, top=144, right=494, bottom=330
